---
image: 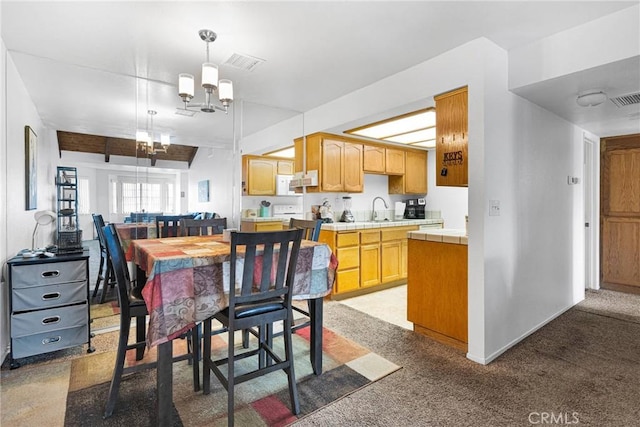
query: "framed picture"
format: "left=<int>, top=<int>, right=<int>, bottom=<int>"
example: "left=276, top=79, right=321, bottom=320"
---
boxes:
left=198, top=179, right=210, bottom=202
left=25, top=126, right=37, bottom=210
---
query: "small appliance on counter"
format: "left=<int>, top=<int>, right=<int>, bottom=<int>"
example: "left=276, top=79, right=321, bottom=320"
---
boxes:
left=339, top=196, right=355, bottom=223
left=404, top=197, right=426, bottom=219
left=318, top=199, right=334, bottom=223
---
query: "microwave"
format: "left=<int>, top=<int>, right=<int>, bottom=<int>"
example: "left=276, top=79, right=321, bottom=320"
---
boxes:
left=275, top=175, right=297, bottom=196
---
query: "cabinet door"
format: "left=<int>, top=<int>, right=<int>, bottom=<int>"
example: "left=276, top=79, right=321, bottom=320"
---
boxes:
left=400, top=239, right=408, bottom=278
left=404, top=150, right=428, bottom=194
left=277, top=160, right=294, bottom=175
left=435, top=87, right=468, bottom=187
left=343, top=143, right=363, bottom=192
left=381, top=241, right=402, bottom=283
left=360, top=244, right=380, bottom=287
left=363, top=145, right=385, bottom=173
left=385, top=148, right=405, bottom=175
left=248, top=159, right=277, bottom=195
left=321, top=139, right=344, bottom=192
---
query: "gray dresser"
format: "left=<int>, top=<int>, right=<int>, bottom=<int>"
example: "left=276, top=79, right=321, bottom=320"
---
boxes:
left=7, top=251, right=94, bottom=368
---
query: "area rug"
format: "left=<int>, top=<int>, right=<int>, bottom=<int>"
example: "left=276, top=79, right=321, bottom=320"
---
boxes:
left=2, top=326, right=401, bottom=427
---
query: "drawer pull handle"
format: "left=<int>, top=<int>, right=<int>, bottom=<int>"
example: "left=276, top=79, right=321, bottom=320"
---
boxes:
left=42, top=316, right=61, bottom=325
left=42, top=292, right=61, bottom=301
left=42, top=270, right=60, bottom=278
left=42, top=336, right=61, bottom=345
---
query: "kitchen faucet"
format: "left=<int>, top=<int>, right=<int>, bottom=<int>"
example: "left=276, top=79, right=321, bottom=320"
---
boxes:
left=371, top=196, right=389, bottom=221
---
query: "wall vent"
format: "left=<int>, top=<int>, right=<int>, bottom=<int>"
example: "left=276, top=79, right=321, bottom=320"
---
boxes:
left=610, top=92, right=640, bottom=108
left=224, top=53, right=265, bottom=72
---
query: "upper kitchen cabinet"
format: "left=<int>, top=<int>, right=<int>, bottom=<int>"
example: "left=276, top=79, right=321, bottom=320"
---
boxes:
left=388, top=150, right=428, bottom=194
left=242, top=155, right=294, bottom=196
left=435, top=86, right=468, bottom=187
left=295, top=133, right=363, bottom=193
left=363, top=145, right=405, bottom=175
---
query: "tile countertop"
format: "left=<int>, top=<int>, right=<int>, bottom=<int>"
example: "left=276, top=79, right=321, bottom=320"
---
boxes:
left=408, top=228, right=468, bottom=245
left=320, top=219, right=444, bottom=231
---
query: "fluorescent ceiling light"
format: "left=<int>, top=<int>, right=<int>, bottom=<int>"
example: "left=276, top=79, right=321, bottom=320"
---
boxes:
left=410, top=139, right=436, bottom=148
left=264, top=146, right=295, bottom=158
left=345, top=108, right=436, bottom=146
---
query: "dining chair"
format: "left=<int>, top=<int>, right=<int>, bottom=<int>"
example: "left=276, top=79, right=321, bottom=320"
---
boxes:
left=155, top=214, right=193, bottom=238
left=102, top=224, right=201, bottom=418
left=91, top=213, right=116, bottom=303
left=179, top=217, right=227, bottom=236
left=289, top=218, right=322, bottom=241
left=202, top=228, right=304, bottom=427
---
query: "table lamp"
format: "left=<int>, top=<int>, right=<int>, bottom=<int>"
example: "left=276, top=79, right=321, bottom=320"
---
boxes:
left=22, top=210, right=56, bottom=257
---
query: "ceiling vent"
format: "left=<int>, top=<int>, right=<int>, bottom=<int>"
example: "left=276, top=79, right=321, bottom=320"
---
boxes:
left=224, top=53, right=265, bottom=72
left=610, top=92, right=640, bottom=108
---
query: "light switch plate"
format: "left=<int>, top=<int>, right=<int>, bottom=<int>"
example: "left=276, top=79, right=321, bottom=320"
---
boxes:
left=489, top=200, right=501, bottom=216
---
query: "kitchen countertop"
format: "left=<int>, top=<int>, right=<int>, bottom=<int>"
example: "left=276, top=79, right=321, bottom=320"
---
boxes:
left=320, top=219, right=443, bottom=231
left=241, top=217, right=289, bottom=222
left=408, top=228, right=468, bottom=245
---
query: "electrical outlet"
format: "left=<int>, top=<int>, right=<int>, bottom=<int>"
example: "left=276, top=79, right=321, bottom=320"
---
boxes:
left=489, top=200, right=501, bottom=216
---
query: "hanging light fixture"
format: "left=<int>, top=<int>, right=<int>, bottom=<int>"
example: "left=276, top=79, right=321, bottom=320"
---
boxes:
left=136, top=110, right=170, bottom=156
left=178, top=29, right=234, bottom=114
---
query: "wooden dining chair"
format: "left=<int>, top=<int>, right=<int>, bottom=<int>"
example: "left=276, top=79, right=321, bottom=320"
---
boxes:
left=91, top=213, right=116, bottom=303
left=155, top=214, right=193, bottom=238
left=179, top=217, right=227, bottom=236
left=202, top=229, right=304, bottom=427
left=102, top=224, right=201, bottom=418
left=289, top=218, right=322, bottom=241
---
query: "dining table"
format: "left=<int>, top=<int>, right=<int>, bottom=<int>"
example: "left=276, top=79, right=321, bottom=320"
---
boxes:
left=113, top=222, right=157, bottom=261
left=129, top=233, right=337, bottom=427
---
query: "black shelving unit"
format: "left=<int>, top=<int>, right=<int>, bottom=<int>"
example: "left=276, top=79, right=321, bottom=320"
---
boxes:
left=56, top=166, right=83, bottom=253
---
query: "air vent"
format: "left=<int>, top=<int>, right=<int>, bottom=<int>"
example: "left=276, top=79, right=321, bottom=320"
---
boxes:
left=224, top=53, right=265, bottom=72
left=610, top=92, right=640, bottom=108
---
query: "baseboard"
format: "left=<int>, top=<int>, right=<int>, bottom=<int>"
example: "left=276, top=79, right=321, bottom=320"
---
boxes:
left=466, top=303, right=577, bottom=365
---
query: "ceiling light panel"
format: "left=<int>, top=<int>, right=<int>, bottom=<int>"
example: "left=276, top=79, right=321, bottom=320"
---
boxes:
left=346, top=109, right=436, bottom=143
left=264, top=146, right=295, bottom=158
left=384, top=127, right=436, bottom=144
left=410, top=139, right=436, bottom=148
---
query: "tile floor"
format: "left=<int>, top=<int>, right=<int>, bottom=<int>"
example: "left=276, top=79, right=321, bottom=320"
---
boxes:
left=337, top=285, right=413, bottom=330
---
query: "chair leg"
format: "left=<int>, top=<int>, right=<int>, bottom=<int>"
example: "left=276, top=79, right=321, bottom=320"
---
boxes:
left=283, top=315, right=300, bottom=415
left=242, top=329, right=249, bottom=348
left=191, top=326, right=201, bottom=392
left=93, top=252, right=105, bottom=298
left=135, top=315, right=146, bottom=360
left=99, top=260, right=115, bottom=304
left=202, top=319, right=211, bottom=395
left=104, top=315, right=131, bottom=418
left=227, top=323, right=235, bottom=427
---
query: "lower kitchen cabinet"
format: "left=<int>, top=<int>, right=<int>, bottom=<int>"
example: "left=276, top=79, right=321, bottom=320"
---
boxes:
left=7, top=252, right=94, bottom=368
left=240, top=220, right=284, bottom=232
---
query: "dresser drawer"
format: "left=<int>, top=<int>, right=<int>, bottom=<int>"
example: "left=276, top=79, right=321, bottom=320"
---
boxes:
left=12, top=280, right=87, bottom=312
left=11, top=260, right=86, bottom=288
left=11, top=303, right=87, bottom=337
left=11, top=324, right=89, bottom=359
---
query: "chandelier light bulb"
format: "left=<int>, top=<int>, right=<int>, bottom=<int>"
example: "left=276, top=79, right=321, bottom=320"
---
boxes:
left=218, top=79, right=233, bottom=103
left=178, top=73, right=195, bottom=101
left=201, top=63, right=218, bottom=90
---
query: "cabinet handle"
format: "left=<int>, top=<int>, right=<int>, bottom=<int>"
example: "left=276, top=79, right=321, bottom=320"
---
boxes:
left=42, top=292, right=61, bottom=301
left=42, top=336, right=61, bottom=345
left=41, top=270, right=60, bottom=278
left=42, top=316, right=61, bottom=325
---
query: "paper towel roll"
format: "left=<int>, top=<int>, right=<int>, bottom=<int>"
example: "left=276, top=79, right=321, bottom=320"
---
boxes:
left=395, top=202, right=406, bottom=220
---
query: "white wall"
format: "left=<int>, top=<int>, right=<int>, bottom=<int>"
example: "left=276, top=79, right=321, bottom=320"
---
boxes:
left=1, top=39, right=9, bottom=366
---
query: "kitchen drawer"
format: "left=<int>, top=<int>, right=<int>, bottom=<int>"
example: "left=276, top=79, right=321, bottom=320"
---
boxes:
left=11, top=324, right=89, bottom=359
left=381, top=227, right=415, bottom=242
left=336, top=269, right=360, bottom=293
left=360, top=230, right=380, bottom=244
left=12, top=280, right=87, bottom=312
left=11, top=260, right=86, bottom=288
left=336, top=246, right=359, bottom=270
left=336, top=232, right=359, bottom=247
left=11, top=303, right=87, bottom=337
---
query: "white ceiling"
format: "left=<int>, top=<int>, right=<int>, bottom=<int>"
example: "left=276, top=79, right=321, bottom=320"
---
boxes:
left=2, top=1, right=638, bottom=153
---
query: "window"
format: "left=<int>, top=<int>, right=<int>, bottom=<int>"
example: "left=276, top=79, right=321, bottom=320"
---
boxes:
left=109, top=174, right=177, bottom=214
left=77, top=177, right=90, bottom=214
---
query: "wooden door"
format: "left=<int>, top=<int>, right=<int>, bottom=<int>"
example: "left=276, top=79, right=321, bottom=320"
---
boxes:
left=321, top=139, right=344, bottom=192
left=404, top=150, right=428, bottom=194
left=277, top=160, right=294, bottom=175
left=601, top=134, right=640, bottom=290
left=343, top=143, right=364, bottom=192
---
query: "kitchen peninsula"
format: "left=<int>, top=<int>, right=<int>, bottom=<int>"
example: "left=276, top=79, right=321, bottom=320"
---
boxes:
left=407, top=228, right=468, bottom=351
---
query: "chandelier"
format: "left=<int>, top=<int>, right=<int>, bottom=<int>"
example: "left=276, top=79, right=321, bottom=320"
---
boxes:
left=136, top=110, right=170, bottom=156
left=178, top=29, right=234, bottom=113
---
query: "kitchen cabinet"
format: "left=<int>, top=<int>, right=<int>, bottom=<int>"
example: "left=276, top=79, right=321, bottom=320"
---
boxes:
left=381, top=241, right=402, bottom=283
left=6, top=252, right=94, bottom=368
left=242, top=155, right=294, bottom=196
left=435, top=86, right=468, bottom=187
left=363, top=145, right=405, bottom=175
left=295, top=133, right=363, bottom=193
left=388, top=150, right=428, bottom=194
left=318, top=230, right=360, bottom=294
left=360, top=230, right=381, bottom=287
left=240, top=220, right=284, bottom=232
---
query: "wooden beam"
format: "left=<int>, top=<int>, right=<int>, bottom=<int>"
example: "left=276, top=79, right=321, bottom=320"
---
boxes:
left=187, top=147, right=198, bottom=168
left=104, top=137, right=111, bottom=162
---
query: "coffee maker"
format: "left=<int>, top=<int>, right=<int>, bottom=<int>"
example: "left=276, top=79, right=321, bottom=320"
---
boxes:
left=403, top=198, right=426, bottom=219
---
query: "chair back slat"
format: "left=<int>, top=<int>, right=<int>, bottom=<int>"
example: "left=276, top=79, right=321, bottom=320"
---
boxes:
left=230, top=229, right=303, bottom=306
left=156, top=215, right=193, bottom=238
left=179, top=218, right=227, bottom=236
left=289, top=218, right=322, bottom=241
left=102, top=224, right=133, bottom=317
left=92, top=214, right=107, bottom=249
